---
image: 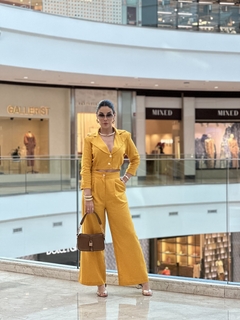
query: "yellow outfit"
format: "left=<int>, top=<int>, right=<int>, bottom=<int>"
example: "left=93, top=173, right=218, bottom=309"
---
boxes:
left=79, top=128, right=149, bottom=286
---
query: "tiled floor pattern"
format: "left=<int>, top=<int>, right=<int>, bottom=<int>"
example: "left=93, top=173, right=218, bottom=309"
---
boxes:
left=0, top=271, right=240, bottom=320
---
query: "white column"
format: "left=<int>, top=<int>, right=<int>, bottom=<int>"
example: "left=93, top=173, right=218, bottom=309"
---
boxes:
left=183, top=97, right=195, bottom=178
left=136, top=96, right=146, bottom=178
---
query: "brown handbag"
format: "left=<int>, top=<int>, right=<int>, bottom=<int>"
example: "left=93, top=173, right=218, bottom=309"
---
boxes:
left=77, top=212, right=105, bottom=252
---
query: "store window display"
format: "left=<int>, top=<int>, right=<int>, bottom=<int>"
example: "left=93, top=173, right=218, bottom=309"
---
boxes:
left=0, top=118, right=49, bottom=174
left=195, top=122, right=240, bottom=169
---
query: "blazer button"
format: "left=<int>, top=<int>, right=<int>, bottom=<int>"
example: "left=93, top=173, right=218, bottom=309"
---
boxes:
left=108, top=163, right=111, bottom=165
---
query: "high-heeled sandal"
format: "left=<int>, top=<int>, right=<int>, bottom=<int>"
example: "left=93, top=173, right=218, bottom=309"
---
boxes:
left=142, top=289, right=153, bottom=296
left=97, top=284, right=108, bottom=298
left=138, top=284, right=153, bottom=296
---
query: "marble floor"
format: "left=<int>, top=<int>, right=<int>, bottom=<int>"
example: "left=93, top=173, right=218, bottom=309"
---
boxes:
left=1, top=271, right=240, bottom=320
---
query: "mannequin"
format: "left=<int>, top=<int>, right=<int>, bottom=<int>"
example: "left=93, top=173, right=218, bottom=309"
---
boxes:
left=24, top=131, right=36, bottom=172
left=216, top=258, right=224, bottom=281
left=219, top=142, right=227, bottom=168
left=204, top=134, right=215, bottom=168
left=228, top=134, right=239, bottom=168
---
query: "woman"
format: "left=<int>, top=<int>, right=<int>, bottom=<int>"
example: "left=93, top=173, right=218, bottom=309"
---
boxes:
left=79, top=99, right=152, bottom=297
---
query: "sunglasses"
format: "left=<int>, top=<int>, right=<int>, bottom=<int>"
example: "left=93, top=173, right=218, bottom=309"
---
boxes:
left=97, top=112, right=114, bottom=119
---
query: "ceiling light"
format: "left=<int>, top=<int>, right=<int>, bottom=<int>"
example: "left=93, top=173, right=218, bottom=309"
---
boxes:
left=23, top=76, right=28, bottom=79
left=178, top=12, right=193, bottom=16
left=158, top=11, right=172, bottom=14
left=155, top=84, right=159, bottom=87
left=214, top=86, right=218, bottom=89
left=220, top=2, right=235, bottom=4
left=90, top=81, right=95, bottom=84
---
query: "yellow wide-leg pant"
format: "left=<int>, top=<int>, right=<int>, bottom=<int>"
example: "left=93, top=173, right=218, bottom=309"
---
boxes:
left=79, top=171, right=149, bottom=286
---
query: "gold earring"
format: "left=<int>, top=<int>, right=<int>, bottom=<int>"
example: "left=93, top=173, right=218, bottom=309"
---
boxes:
left=96, top=119, right=99, bottom=123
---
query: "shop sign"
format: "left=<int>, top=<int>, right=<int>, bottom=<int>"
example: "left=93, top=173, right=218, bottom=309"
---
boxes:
left=196, top=109, right=240, bottom=120
left=7, top=105, right=50, bottom=116
left=46, top=247, right=77, bottom=255
left=146, top=108, right=181, bottom=120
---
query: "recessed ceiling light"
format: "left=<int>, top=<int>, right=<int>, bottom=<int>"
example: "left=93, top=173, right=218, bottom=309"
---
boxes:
left=214, top=86, right=218, bottom=89
left=154, top=84, right=158, bottom=87
left=23, top=76, right=28, bottom=79
left=90, top=81, right=95, bottom=84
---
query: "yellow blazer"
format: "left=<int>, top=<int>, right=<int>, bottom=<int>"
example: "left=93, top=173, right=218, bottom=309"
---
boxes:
left=80, top=128, right=140, bottom=189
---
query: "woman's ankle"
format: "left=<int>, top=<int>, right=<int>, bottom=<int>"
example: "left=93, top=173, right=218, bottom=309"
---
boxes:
left=142, top=282, right=150, bottom=290
left=97, top=284, right=106, bottom=291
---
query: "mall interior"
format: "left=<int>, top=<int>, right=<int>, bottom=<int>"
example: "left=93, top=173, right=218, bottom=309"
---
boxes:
left=1, top=1, right=240, bottom=319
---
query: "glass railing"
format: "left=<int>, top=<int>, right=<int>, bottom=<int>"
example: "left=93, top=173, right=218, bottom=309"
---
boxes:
left=1, top=0, right=240, bottom=34
left=1, top=156, right=240, bottom=286
left=0, top=156, right=240, bottom=196
left=0, top=156, right=79, bottom=196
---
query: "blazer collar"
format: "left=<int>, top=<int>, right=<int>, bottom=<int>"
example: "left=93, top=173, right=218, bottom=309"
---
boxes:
left=91, top=127, right=125, bottom=154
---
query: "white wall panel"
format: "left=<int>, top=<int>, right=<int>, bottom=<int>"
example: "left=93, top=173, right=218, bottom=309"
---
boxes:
left=1, top=183, right=239, bottom=258
left=1, top=5, right=240, bottom=83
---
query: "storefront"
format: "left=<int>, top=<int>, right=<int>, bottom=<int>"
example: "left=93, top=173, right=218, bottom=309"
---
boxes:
left=195, top=108, right=240, bottom=170
left=74, top=88, right=118, bottom=156
left=139, top=96, right=183, bottom=177
left=0, top=83, right=71, bottom=174
left=155, top=232, right=232, bottom=281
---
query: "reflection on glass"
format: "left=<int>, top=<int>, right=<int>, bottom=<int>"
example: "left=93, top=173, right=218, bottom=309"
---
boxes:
left=1, top=0, right=240, bottom=33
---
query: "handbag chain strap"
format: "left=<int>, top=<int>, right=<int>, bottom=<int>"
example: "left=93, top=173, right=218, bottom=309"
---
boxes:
left=78, top=211, right=105, bottom=235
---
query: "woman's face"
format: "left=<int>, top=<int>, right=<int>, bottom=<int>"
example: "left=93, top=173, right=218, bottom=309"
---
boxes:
left=97, top=106, right=115, bottom=129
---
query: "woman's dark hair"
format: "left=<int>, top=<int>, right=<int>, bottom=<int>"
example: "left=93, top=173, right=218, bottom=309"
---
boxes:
left=96, top=100, right=115, bottom=114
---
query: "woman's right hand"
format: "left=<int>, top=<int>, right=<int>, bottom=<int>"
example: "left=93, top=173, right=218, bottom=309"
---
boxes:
left=85, top=199, right=94, bottom=214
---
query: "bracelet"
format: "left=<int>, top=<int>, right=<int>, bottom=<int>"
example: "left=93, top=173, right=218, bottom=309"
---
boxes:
left=84, top=195, right=93, bottom=201
left=84, top=198, right=93, bottom=201
left=120, top=177, right=126, bottom=183
left=123, top=174, right=130, bottom=180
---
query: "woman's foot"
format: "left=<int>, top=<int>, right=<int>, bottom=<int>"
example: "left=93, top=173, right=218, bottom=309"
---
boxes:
left=141, top=282, right=153, bottom=296
left=97, top=284, right=108, bottom=297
